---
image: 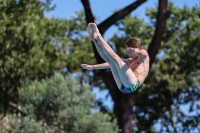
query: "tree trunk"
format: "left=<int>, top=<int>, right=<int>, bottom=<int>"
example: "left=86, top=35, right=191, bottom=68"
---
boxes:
left=81, top=0, right=168, bottom=132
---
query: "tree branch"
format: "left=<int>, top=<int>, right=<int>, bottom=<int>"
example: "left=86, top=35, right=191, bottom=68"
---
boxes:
left=147, top=0, right=170, bottom=67
left=98, top=0, right=147, bottom=34
left=80, top=0, right=105, bottom=64
left=80, top=0, right=95, bottom=24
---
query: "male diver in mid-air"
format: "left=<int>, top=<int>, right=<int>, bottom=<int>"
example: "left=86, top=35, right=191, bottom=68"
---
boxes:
left=81, top=23, right=149, bottom=93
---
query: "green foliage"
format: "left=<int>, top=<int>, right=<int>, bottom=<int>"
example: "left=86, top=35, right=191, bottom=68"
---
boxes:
left=3, top=72, right=118, bottom=133
left=5, top=116, right=43, bottom=133
left=138, top=3, right=200, bottom=133
left=0, top=0, right=95, bottom=118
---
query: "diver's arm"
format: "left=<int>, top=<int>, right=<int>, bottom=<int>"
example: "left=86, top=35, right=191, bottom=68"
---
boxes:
left=80, top=62, right=110, bottom=70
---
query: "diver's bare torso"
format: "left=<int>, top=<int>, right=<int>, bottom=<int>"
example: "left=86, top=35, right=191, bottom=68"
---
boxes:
left=124, top=49, right=149, bottom=85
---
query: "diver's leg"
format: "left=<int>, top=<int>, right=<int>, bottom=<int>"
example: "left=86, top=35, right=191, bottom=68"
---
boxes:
left=93, top=39, right=122, bottom=88
left=91, top=23, right=138, bottom=87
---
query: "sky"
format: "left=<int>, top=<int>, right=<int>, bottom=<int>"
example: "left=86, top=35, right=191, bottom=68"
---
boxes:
left=45, top=0, right=199, bottom=131
left=45, top=0, right=199, bottom=41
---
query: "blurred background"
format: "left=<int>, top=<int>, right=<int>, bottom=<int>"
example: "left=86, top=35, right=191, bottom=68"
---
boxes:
left=0, top=0, right=199, bottom=133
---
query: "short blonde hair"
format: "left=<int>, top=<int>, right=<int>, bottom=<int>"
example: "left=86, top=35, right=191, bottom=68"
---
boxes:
left=125, top=37, right=141, bottom=49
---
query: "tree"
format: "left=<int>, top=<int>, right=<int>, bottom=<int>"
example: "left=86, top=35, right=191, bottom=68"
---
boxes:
left=81, top=0, right=168, bottom=132
left=133, top=3, right=200, bottom=132
left=0, top=0, right=95, bottom=121
left=3, top=72, right=119, bottom=133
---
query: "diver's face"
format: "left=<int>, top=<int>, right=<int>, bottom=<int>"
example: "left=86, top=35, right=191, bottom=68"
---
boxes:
left=127, top=47, right=139, bottom=58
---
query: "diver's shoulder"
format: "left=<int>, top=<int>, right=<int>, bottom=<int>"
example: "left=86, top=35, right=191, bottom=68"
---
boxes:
left=140, top=49, right=149, bottom=56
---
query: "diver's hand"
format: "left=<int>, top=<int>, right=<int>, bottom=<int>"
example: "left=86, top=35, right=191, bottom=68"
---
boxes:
left=80, top=64, right=94, bottom=70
